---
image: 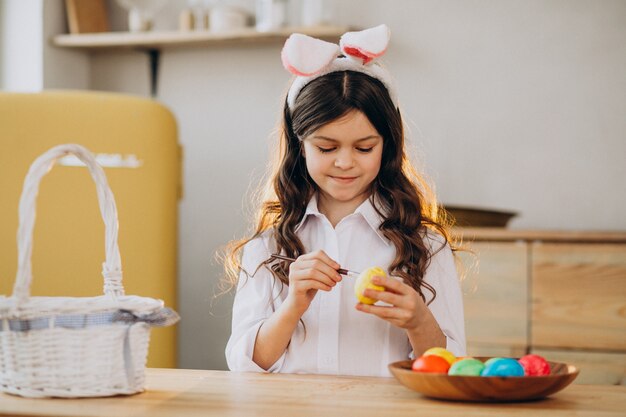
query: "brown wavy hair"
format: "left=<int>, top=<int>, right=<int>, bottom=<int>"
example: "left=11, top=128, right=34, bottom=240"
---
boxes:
left=222, top=70, right=457, bottom=304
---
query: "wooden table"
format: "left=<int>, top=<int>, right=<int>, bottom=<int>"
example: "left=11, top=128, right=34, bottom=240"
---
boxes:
left=1, top=369, right=624, bottom=417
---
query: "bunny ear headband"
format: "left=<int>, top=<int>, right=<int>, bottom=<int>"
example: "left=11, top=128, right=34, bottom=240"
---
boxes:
left=281, top=24, right=398, bottom=111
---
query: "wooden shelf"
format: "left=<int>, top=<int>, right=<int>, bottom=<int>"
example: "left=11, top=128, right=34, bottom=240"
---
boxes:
left=51, top=25, right=349, bottom=97
left=52, top=25, right=349, bottom=50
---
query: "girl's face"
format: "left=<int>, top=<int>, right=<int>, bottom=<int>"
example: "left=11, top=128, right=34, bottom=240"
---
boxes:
left=302, top=110, right=383, bottom=210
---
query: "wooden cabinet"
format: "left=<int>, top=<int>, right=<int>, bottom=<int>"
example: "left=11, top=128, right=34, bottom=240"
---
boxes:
left=459, top=242, right=528, bottom=355
left=531, top=243, right=626, bottom=351
left=456, top=229, right=626, bottom=385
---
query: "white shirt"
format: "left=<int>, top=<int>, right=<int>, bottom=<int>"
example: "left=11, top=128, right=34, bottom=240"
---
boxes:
left=225, top=195, right=466, bottom=377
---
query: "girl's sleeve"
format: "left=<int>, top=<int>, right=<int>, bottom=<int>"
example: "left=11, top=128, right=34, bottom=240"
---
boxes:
left=422, top=233, right=467, bottom=357
left=224, top=236, right=287, bottom=372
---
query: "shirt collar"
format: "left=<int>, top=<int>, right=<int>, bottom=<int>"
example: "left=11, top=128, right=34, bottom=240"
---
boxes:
left=295, top=193, right=391, bottom=246
left=294, top=193, right=323, bottom=233
left=354, top=194, right=391, bottom=246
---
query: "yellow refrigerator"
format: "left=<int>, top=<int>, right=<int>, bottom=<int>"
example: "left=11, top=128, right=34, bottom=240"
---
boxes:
left=0, top=91, right=182, bottom=368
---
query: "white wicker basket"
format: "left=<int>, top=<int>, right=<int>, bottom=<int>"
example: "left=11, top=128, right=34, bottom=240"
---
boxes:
left=0, top=144, right=179, bottom=398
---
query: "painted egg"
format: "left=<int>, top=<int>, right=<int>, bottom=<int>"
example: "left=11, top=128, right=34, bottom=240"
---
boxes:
left=481, top=358, right=525, bottom=377
left=448, top=358, right=485, bottom=376
left=423, top=347, right=456, bottom=365
left=354, top=266, right=386, bottom=304
left=412, top=354, right=451, bottom=373
left=518, top=354, right=551, bottom=376
left=484, top=357, right=503, bottom=367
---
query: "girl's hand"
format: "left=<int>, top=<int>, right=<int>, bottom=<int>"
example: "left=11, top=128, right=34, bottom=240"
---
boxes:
left=355, top=275, right=425, bottom=331
left=286, top=250, right=342, bottom=315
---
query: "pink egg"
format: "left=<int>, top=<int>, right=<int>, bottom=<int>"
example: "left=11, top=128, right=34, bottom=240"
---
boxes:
left=518, top=354, right=551, bottom=376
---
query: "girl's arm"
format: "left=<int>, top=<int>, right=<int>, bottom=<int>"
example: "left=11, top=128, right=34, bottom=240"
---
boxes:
left=406, top=305, right=447, bottom=357
left=251, top=297, right=305, bottom=370
left=226, top=237, right=283, bottom=372
left=253, top=250, right=342, bottom=370
left=357, top=275, right=446, bottom=356
left=355, top=236, right=466, bottom=357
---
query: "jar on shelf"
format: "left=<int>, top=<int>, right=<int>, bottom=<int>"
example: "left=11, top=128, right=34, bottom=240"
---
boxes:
left=255, top=0, right=287, bottom=32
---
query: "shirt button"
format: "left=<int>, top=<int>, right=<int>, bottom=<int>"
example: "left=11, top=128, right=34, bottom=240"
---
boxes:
left=323, top=356, right=332, bottom=365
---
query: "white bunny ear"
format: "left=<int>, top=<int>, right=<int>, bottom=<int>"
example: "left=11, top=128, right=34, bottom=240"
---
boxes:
left=281, top=34, right=340, bottom=77
left=340, top=24, right=391, bottom=64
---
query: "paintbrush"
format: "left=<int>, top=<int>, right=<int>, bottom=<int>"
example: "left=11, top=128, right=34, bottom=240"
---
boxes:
left=269, top=254, right=360, bottom=277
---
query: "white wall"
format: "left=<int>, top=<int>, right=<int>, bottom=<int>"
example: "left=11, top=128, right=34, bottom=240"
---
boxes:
left=0, top=3, right=4, bottom=83
left=364, top=0, right=626, bottom=230
left=0, top=0, right=88, bottom=91
left=0, top=0, right=44, bottom=91
left=42, top=0, right=89, bottom=89
left=23, top=0, right=626, bottom=370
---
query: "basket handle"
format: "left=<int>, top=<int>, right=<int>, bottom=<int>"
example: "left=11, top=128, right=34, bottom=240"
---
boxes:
left=13, top=144, right=125, bottom=305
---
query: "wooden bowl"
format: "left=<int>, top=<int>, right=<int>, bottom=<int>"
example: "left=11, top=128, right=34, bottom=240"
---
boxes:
left=388, top=358, right=579, bottom=402
left=441, top=205, right=517, bottom=228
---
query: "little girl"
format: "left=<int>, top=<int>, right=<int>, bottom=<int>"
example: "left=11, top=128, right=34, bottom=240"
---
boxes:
left=224, top=25, right=466, bottom=377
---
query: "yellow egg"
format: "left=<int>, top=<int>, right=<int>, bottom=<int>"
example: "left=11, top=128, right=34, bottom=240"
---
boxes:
left=423, top=347, right=456, bottom=365
left=355, top=266, right=386, bottom=305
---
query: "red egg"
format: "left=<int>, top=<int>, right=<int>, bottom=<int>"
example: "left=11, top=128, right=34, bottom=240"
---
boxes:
left=518, top=354, right=551, bottom=376
left=412, top=355, right=451, bottom=373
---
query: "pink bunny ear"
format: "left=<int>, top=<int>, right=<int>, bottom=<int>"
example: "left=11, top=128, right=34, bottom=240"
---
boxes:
left=281, top=34, right=340, bottom=77
left=340, top=24, right=391, bottom=64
